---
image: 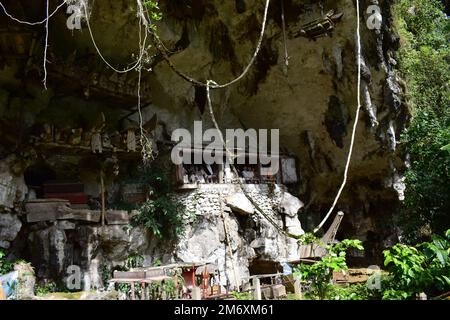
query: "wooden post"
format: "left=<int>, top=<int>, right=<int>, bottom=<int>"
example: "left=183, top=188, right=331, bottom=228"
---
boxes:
left=130, top=282, right=135, bottom=300
left=294, top=279, right=302, bottom=299
left=100, top=168, right=105, bottom=226
left=0, top=280, right=6, bottom=300
left=218, top=163, right=224, bottom=183
left=191, top=265, right=195, bottom=288
left=253, top=278, right=261, bottom=300
left=174, top=271, right=179, bottom=299
left=141, top=282, right=145, bottom=300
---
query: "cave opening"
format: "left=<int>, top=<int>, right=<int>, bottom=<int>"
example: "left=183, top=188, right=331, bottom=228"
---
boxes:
left=24, top=161, right=57, bottom=198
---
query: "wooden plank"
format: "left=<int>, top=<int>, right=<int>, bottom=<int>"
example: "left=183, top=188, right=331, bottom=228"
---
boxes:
left=25, top=199, right=69, bottom=211
left=27, top=211, right=58, bottom=223
left=25, top=199, right=70, bottom=222
left=59, top=209, right=101, bottom=222
left=113, top=271, right=146, bottom=279
left=130, top=282, right=135, bottom=300
left=145, top=268, right=166, bottom=278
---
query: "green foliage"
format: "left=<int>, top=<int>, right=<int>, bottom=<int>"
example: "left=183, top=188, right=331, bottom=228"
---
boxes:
left=394, top=0, right=450, bottom=241
left=100, top=264, right=111, bottom=287
left=129, top=167, right=186, bottom=241
left=147, top=278, right=178, bottom=300
left=285, top=293, right=302, bottom=300
left=113, top=253, right=145, bottom=297
left=230, top=291, right=253, bottom=300
left=152, top=258, right=162, bottom=267
left=297, top=232, right=321, bottom=246
left=294, top=238, right=364, bottom=300
left=125, top=253, right=145, bottom=269
left=131, top=196, right=185, bottom=240
left=0, top=248, right=14, bottom=275
left=327, top=283, right=370, bottom=300
left=381, top=229, right=450, bottom=299
left=35, top=281, right=58, bottom=296
left=143, top=0, right=162, bottom=31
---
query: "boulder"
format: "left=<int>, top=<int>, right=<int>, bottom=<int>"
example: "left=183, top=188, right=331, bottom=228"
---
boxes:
left=272, top=284, right=287, bottom=299
left=285, top=215, right=304, bottom=237
left=225, top=192, right=254, bottom=215
left=97, top=226, right=131, bottom=262
left=0, top=213, right=22, bottom=249
left=0, top=156, right=27, bottom=209
left=56, top=220, right=76, bottom=230
left=14, top=262, right=36, bottom=299
left=279, top=192, right=304, bottom=217
left=261, top=287, right=273, bottom=299
left=105, top=210, right=129, bottom=225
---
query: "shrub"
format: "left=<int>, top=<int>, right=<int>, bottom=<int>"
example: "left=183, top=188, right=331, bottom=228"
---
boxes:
left=381, top=229, right=450, bottom=299
left=0, top=248, right=14, bottom=275
left=129, top=167, right=186, bottom=240
left=294, top=237, right=364, bottom=300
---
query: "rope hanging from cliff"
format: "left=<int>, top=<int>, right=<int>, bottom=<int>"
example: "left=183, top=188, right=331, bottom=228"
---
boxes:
left=206, top=80, right=299, bottom=240
left=82, top=0, right=149, bottom=74
left=0, top=1, right=67, bottom=26
left=219, top=191, right=241, bottom=290
left=0, top=0, right=66, bottom=89
left=280, top=0, right=289, bottom=75
left=150, top=0, right=271, bottom=90
left=313, top=0, right=362, bottom=234
left=43, top=0, right=50, bottom=89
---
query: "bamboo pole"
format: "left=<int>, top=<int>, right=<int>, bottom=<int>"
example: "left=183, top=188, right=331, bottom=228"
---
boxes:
left=100, top=168, right=105, bottom=226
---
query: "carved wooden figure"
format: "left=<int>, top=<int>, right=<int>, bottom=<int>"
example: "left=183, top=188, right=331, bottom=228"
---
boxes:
left=122, top=119, right=139, bottom=152
left=91, top=132, right=102, bottom=153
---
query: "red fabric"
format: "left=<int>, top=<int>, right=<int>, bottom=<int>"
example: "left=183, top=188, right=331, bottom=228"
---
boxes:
left=44, top=192, right=88, bottom=204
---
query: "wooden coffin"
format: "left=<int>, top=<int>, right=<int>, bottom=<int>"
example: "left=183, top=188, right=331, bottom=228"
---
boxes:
left=44, top=192, right=88, bottom=204
left=25, top=199, right=70, bottom=223
left=43, top=181, right=84, bottom=193
left=25, top=199, right=100, bottom=223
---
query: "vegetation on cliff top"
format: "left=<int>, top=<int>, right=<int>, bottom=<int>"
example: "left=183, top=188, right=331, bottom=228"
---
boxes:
left=394, top=0, right=450, bottom=242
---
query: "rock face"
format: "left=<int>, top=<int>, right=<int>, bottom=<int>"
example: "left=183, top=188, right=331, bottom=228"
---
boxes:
left=24, top=223, right=151, bottom=289
left=0, top=0, right=409, bottom=285
left=21, top=185, right=303, bottom=289
left=225, top=192, right=255, bottom=215
left=172, top=184, right=304, bottom=287
left=0, top=213, right=22, bottom=249
left=0, top=156, right=28, bottom=210
left=14, top=262, right=36, bottom=299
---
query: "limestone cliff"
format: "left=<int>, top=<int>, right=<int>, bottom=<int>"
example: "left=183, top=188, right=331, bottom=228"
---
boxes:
left=0, top=0, right=408, bottom=287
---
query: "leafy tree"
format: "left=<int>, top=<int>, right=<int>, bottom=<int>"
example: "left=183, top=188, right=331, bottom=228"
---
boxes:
left=394, top=0, right=450, bottom=241
left=381, top=229, right=450, bottom=299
